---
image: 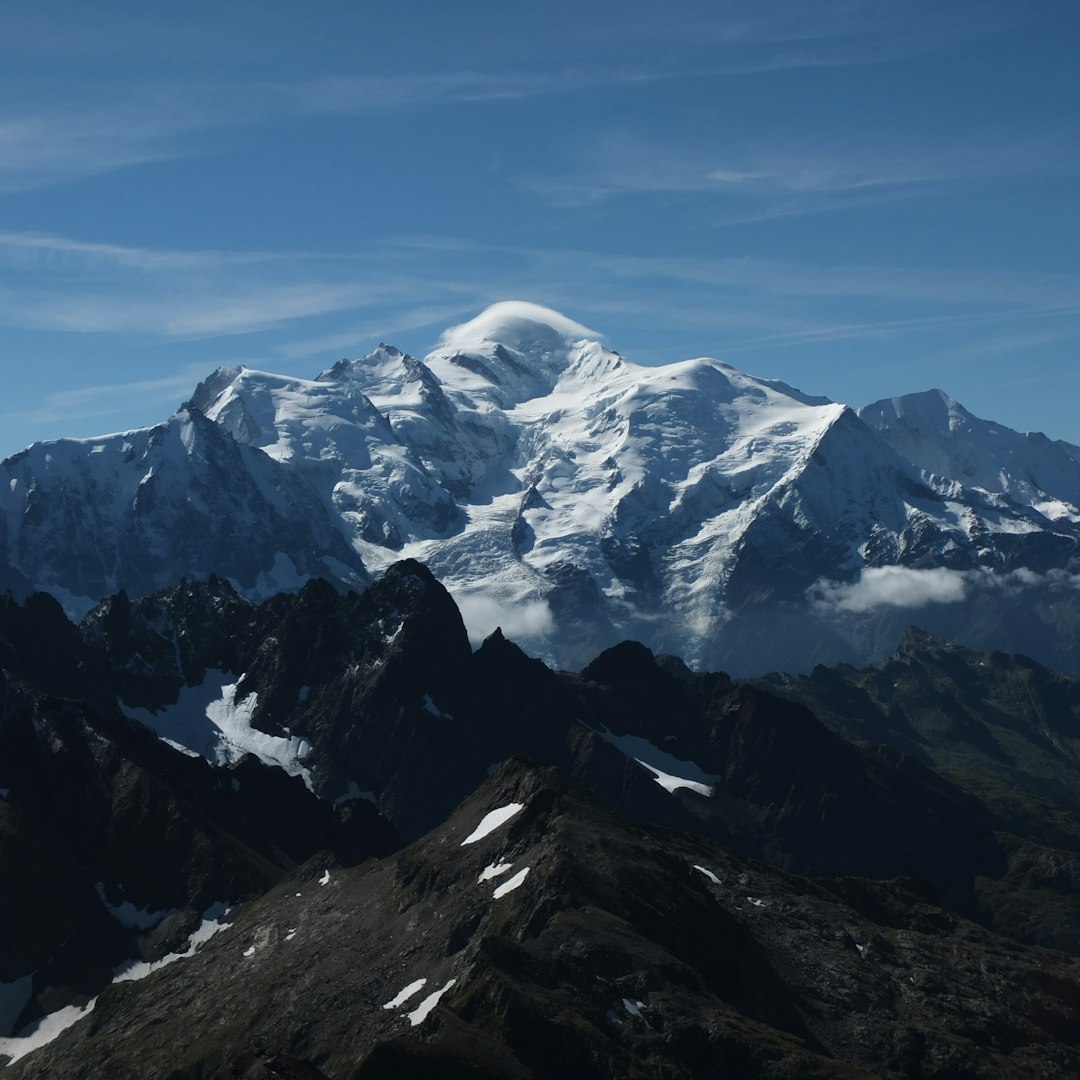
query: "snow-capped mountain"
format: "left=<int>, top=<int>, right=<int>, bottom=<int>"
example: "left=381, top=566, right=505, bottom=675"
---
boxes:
left=859, top=388, right=1080, bottom=524
left=0, top=407, right=367, bottom=615
left=2, top=301, right=1079, bottom=673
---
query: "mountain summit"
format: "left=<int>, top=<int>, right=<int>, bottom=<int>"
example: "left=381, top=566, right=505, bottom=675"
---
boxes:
left=3, top=303, right=1080, bottom=674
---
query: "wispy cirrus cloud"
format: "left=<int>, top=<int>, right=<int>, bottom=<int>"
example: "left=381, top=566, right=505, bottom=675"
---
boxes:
left=4, top=362, right=216, bottom=428
left=0, top=0, right=1026, bottom=194
left=0, top=231, right=497, bottom=343
left=526, top=129, right=1079, bottom=214
left=3, top=227, right=1079, bottom=387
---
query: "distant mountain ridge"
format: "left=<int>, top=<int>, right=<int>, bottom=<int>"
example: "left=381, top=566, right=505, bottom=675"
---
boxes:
left=3, top=301, right=1079, bottom=674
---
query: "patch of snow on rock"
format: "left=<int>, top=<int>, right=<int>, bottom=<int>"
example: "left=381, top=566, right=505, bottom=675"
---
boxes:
left=124, top=671, right=314, bottom=788
left=492, top=866, right=530, bottom=898
left=112, top=902, right=231, bottom=983
left=333, top=781, right=377, bottom=808
left=478, top=862, right=514, bottom=883
left=693, top=865, right=721, bottom=885
left=382, top=978, right=427, bottom=1010
left=0, top=998, right=97, bottom=1065
left=318, top=870, right=331, bottom=886
left=406, top=978, right=457, bottom=1027
left=597, top=727, right=718, bottom=796
left=461, top=802, right=525, bottom=845
left=422, top=694, right=446, bottom=718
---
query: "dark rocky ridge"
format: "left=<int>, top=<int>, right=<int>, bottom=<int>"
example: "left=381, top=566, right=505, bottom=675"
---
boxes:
left=8, top=760, right=1080, bottom=1079
left=4, top=564, right=1080, bottom=1073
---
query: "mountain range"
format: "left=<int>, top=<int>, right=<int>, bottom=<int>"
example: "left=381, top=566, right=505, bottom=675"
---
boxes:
left=4, top=302, right=1080, bottom=1075
left=3, top=301, right=1080, bottom=676
left=2, top=565, right=1080, bottom=1076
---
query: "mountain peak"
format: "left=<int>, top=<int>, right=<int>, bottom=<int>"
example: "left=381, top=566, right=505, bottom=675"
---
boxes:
left=423, top=302, right=605, bottom=407
left=437, top=301, right=601, bottom=355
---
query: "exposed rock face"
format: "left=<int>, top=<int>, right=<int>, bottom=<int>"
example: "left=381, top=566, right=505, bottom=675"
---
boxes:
left=8, top=761, right=1080, bottom=1079
left=5, top=567, right=1080, bottom=1074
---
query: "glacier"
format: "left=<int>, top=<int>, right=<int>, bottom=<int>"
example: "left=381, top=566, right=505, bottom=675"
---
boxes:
left=3, top=300, right=1080, bottom=674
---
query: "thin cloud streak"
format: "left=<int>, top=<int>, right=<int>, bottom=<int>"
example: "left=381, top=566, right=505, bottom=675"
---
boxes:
left=527, top=131, right=1078, bottom=210
left=4, top=230, right=1080, bottom=365
left=2, top=363, right=214, bottom=429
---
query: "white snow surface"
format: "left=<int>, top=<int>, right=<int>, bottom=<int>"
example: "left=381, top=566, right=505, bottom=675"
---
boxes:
left=382, top=978, right=427, bottom=1010
left=478, top=862, right=514, bottom=883
left=406, top=978, right=457, bottom=1027
left=6, top=303, right=1079, bottom=673
left=492, top=866, right=530, bottom=898
left=0, top=999, right=96, bottom=1066
left=860, top=389, right=1080, bottom=518
left=461, top=802, right=525, bottom=845
left=112, top=902, right=231, bottom=984
left=597, top=727, right=718, bottom=796
left=124, top=671, right=313, bottom=788
left=177, top=308, right=920, bottom=670
left=693, top=865, right=722, bottom=885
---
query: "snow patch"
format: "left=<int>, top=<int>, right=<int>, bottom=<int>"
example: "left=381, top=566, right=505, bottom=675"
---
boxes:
left=422, top=694, right=446, bottom=718
left=383, top=978, right=427, bottom=1010
left=0, top=999, right=96, bottom=1066
left=318, top=870, right=331, bottom=887
left=112, top=901, right=231, bottom=983
left=124, top=671, right=313, bottom=788
left=693, top=865, right=721, bottom=885
left=478, top=862, right=514, bottom=883
left=597, top=727, right=717, bottom=796
left=492, top=866, right=530, bottom=898
left=461, top=802, right=525, bottom=845
left=406, top=978, right=457, bottom=1027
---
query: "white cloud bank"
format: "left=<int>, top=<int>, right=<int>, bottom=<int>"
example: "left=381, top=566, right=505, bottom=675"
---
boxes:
left=810, top=564, right=1080, bottom=615
left=810, top=566, right=969, bottom=613
left=453, top=591, right=554, bottom=647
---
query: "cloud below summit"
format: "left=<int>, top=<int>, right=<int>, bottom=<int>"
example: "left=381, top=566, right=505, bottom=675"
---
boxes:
left=809, top=566, right=970, bottom=614
left=809, top=564, right=1080, bottom=617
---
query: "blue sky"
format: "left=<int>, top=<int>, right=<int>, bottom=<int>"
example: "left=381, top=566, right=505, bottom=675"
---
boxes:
left=2, top=0, right=1079, bottom=458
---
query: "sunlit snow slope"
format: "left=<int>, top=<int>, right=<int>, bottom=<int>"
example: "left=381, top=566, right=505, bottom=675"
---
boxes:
left=3, top=301, right=1080, bottom=671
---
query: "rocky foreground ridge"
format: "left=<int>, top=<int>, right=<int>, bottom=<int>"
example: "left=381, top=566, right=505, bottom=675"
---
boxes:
left=2, top=563, right=1080, bottom=1076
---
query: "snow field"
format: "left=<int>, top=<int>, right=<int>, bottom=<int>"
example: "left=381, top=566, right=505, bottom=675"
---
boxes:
left=461, top=802, right=525, bottom=845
